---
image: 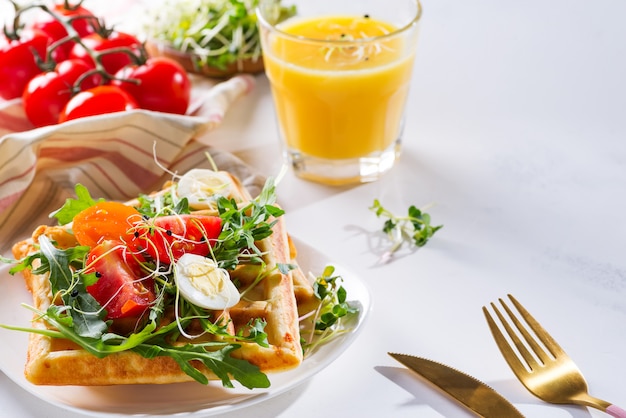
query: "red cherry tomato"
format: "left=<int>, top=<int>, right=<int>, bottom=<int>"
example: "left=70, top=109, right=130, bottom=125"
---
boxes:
left=112, top=57, right=191, bottom=115
left=135, top=215, right=222, bottom=265
left=70, top=31, right=142, bottom=75
left=0, top=29, right=50, bottom=100
left=28, top=3, right=99, bottom=59
left=84, top=240, right=155, bottom=320
left=23, top=59, right=99, bottom=127
left=59, top=85, right=138, bottom=122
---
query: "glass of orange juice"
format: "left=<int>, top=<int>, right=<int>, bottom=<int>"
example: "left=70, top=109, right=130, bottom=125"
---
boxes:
left=257, top=0, right=422, bottom=185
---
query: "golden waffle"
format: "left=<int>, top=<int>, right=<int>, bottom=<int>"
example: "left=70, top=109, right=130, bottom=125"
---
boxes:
left=11, top=171, right=318, bottom=386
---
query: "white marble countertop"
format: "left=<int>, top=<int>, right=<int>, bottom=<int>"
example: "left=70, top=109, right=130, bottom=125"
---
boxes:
left=1, top=0, right=625, bottom=417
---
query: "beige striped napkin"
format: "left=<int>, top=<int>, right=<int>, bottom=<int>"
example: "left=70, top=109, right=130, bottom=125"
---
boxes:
left=0, top=75, right=263, bottom=254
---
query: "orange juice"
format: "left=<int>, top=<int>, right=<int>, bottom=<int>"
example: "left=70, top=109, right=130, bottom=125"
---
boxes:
left=262, top=15, right=416, bottom=160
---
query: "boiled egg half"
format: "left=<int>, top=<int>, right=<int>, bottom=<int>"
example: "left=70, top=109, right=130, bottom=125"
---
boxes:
left=176, top=168, right=234, bottom=210
left=174, top=253, right=240, bottom=310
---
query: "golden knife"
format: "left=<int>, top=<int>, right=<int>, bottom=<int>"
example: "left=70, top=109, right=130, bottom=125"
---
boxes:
left=388, top=353, right=524, bottom=418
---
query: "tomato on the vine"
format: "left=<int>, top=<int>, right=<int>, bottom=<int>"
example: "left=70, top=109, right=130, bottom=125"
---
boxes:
left=59, top=85, right=138, bottom=122
left=0, top=29, right=50, bottom=100
left=23, top=59, right=99, bottom=127
left=28, top=3, right=99, bottom=59
left=113, top=57, right=191, bottom=115
left=69, top=30, right=142, bottom=75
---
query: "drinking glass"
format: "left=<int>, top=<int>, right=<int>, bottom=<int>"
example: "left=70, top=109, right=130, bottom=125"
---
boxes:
left=257, top=0, right=422, bottom=185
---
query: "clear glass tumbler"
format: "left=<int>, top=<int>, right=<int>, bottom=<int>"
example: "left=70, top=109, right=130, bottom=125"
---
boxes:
left=257, top=0, right=422, bottom=185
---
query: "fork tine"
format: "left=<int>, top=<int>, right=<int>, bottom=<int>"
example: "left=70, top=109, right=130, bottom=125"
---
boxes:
left=488, top=300, right=541, bottom=373
left=507, top=294, right=566, bottom=359
left=482, top=305, right=514, bottom=361
left=482, top=305, right=534, bottom=377
left=497, top=296, right=553, bottom=367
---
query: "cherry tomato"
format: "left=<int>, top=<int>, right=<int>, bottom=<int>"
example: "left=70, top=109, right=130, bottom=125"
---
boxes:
left=70, top=31, right=142, bottom=75
left=28, top=3, right=99, bottom=59
left=112, top=57, right=191, bottom=115
left=84, top=240, right=155, bottom=320
left=73, top=201, right=143, bottom=248
left=23, top=59, right=99, bottom=127
left=136, top=215, right=222, bottom=264
left=0, top=29, right=50, bottom=100
left=59, top=85, right=139, bottom=122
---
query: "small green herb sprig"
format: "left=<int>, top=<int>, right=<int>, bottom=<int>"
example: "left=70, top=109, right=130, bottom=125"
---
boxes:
left=370, top=199, right=443, bottom=263
left=301, top=266, right=358, bottom=356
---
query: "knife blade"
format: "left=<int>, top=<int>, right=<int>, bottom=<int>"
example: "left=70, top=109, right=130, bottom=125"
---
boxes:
left=388, top=353, right=524, bottom=418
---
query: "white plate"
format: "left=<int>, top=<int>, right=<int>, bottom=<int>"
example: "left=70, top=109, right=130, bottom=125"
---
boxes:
left=0, top=237, right=370, bottom=417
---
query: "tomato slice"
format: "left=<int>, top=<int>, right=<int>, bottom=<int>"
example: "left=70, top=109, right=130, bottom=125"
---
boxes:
left=137, top=215, right=222, bottom=264
left=73, top=201, right=142, bottom=248
left=84, top=240, right=155, bottom=320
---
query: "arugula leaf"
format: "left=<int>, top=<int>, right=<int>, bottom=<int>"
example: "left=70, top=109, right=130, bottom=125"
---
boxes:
left=8, top=251, right=42, bottom=275
left=37, top=236, right=108, bottom=338
left=50, top=184, right=102, bottom=225
left=370, top=199, right=443, bottom=262
left=37, top=235, right=79, bottom=293
left=6, top=305, right=270, bottom=388
left=134, top=341, right=270, bottom=389
left=10, top=235, right=107, bottom=338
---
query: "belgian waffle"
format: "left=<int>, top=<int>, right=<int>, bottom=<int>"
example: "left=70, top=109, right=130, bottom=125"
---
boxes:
left=11, top=171, right=318, bottom=386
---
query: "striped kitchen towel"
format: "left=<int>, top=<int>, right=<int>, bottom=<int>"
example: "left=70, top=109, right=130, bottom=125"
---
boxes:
left=0, top=75, right=261, bottom=254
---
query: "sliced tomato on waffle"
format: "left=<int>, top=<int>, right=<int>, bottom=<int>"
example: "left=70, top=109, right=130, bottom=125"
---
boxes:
left=84, top=240, right=155, bottom=320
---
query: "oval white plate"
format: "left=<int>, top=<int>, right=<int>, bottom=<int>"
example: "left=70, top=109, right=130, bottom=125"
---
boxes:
left=0, top=237, right=370, bottom=417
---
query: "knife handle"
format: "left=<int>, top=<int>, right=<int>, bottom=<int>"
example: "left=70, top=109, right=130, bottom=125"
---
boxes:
left=607, top=404, right=626, bottom=418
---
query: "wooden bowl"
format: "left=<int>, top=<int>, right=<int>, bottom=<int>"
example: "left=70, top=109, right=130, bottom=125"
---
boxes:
left=145, top=40, right=265, bottom=79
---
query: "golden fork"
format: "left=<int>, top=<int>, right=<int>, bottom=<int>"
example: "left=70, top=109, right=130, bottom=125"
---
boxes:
left=483, top=294, right=626, bottom=417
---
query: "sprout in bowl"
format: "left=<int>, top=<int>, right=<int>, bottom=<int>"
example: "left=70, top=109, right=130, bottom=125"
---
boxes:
left=141, top=0, right=296, bottom=78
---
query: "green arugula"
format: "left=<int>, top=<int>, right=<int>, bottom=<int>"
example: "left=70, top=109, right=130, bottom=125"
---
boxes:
left=370, top=199, right=443, bottom=262
left=50, top=184, right=103, bottom=225
left=3, top=304, right=269, bottom=389
left=10, top=236, right=106, bottom=338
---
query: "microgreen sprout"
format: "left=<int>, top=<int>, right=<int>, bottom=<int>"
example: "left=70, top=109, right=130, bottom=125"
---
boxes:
left=300, top=265, right=358, bottom=357
left=370, top=199, right=443, bottom=263
left=143, top=0, right=296, bottom=71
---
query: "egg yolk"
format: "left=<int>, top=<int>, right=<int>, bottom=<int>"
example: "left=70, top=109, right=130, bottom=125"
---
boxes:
left=184, top=261, right=225, bottom=296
